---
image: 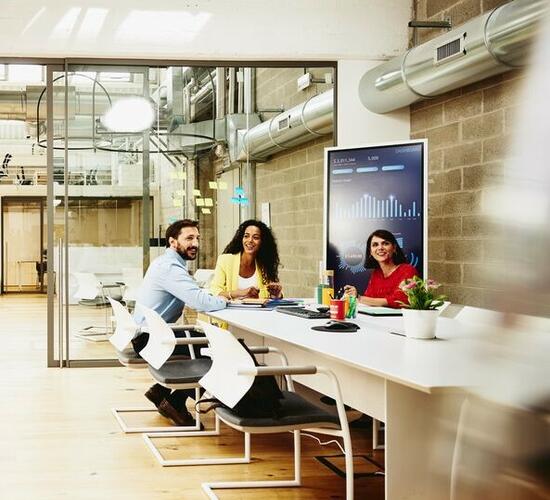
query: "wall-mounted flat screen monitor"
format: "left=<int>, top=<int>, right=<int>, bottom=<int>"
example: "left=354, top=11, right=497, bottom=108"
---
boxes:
left=324, top=139, right=427, bottom=295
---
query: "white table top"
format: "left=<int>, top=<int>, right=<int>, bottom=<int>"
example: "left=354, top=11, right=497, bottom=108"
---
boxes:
left=206, top=308, right=484, bottom=394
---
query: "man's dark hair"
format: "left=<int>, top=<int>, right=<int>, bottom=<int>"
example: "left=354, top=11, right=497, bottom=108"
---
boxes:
left=365, top=228, right=407, bottom=269
left=165, top=219, right=199, bottom=247
left=223, top=219, right=280, bottom=283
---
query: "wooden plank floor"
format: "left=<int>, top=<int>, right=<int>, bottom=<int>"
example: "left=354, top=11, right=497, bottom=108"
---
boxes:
left=0, top=294, right=385, bottom=499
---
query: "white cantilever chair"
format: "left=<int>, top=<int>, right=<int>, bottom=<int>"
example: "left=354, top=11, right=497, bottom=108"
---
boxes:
left=141, top=311, right=293, bottom=467
left=108, top=298, right=200, bottom=434
left=196, top=321, right=354, bottom=500
left=137, top=305, right=237, bottom=466
left=120, top=267, right=142, bottom=307
left=73, top=272, right=122, bottom=342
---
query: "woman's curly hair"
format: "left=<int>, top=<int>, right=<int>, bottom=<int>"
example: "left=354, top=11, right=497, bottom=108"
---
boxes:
left=223, top=219, right=280, bottom=284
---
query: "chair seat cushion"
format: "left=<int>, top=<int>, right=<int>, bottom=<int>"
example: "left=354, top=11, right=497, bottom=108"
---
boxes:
left=148, top=358, right=212, bottom=385
left=115, top=347, right=192, bottom=367
left=117, top=347, right=147, bottom=366
left=215, top=390, right=341, bottom=428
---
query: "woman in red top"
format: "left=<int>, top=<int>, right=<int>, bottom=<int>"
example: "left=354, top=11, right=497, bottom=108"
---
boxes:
left=344, top=229, right=418, bottom=308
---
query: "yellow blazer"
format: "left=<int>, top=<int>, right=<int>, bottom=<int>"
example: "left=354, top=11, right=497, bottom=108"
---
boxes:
left=210, top=253, right=271, bottom=299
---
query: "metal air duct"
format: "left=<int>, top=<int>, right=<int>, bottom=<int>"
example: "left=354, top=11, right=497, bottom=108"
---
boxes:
left=237, top=88, right=333, bottom=162
left=359, top=0, right=547, bottom=114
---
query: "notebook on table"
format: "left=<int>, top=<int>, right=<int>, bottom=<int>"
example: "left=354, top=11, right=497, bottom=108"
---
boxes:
left=227, top=298, right=300, bottom=309
left=357, top=304, right=403, bottom=316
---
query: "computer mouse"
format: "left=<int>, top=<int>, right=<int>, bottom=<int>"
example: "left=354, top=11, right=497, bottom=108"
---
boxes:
left=325, top=321, right=359, bottom=331
left=316, top=306, right=329, bottom=313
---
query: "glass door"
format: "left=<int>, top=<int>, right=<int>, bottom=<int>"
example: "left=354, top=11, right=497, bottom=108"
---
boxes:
left=47, top=63, right=153, bottom=367
left=45, top=62, right=220, bottom=366
left=1, top=198, right=46, bottom=293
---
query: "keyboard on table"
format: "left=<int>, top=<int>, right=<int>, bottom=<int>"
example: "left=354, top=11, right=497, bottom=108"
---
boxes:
left=276, top=306, right=330, bottom=319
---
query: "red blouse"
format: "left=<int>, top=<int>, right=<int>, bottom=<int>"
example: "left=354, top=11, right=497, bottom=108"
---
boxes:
left=363, top=263, right=419, bottom=308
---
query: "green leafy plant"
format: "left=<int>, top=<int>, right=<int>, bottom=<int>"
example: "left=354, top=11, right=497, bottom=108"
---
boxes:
left=398, top=276, right=446, bottom=310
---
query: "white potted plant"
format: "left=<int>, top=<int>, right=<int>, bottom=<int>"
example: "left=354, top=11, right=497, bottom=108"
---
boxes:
left=398, top=276, right=447, bottom=339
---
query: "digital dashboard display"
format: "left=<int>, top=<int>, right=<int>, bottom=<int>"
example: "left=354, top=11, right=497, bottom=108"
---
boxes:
left=325, top=141, right=427, bottom=294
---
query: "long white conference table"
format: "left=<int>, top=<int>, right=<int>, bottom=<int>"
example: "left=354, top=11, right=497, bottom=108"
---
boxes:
left=205, top=306, right=483, bottom=500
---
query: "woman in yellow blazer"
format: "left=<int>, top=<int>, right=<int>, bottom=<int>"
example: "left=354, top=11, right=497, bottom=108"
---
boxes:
left=210, top=219, right=283, bottom=300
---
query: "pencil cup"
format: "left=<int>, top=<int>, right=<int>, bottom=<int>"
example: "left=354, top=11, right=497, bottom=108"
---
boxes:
left=330, top=299, right=345, bottom=320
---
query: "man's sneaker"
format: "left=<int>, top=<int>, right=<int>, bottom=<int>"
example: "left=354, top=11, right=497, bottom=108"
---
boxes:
left=144, top=384, right=171, bottom=408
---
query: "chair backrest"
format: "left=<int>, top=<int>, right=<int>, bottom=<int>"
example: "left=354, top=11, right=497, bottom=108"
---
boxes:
left=121, top=267, right=142, bottom=302
left=193, top=268, right=215, bottom=289
left=197, top=320, right=255, bottom=409
left=107, top=297, right=140, bottom=351
left=73, top=272, right=101, bottom=300
left=138, top=304, right=177, bottom=370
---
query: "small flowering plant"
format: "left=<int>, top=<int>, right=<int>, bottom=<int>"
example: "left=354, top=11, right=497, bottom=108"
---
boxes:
left=398, top=276, right=447, bottom=310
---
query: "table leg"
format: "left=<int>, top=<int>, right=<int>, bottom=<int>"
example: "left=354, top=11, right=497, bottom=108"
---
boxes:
left=385, top=380, right=466, bottom=500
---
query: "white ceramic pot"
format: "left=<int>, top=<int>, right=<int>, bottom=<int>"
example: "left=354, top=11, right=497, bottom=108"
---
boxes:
left=402, top=309, right=440, bottom=339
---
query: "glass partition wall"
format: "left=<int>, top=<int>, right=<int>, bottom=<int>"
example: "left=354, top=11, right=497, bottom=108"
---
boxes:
left=29, top=61, right=335, bottom=367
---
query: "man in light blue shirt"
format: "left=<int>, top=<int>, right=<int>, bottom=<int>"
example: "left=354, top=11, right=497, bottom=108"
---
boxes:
left=134, top=223, right=226, bottom=325
left=133, top=219, right=227, bottom=426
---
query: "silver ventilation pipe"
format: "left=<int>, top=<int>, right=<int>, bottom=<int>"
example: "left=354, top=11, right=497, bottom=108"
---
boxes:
left=237, top=88, right=333, bottom=162
left=359, top=0, right=548, bottom=114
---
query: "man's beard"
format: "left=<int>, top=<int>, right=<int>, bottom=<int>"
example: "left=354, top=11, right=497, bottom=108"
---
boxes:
left=176, top=245, right=198, bottom=260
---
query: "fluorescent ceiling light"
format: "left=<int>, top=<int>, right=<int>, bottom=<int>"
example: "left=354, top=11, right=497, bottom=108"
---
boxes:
left=76, top=8, right=108, bottom=41
left=115, top=11, right=211, bottom=45
left=101, top=97, right=154, bottom=133
left=51, top=7, right=81, bottom=40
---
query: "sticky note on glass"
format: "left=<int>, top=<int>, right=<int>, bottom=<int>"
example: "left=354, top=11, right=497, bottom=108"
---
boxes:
left=201, top=208, right=211, bottom=214
left=192, top=189, right=201, bottom=196
left=196, top=198, right=205, bottom=207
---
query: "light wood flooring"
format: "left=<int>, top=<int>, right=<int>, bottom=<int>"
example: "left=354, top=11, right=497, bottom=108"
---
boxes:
left=0, top=294, right=385, bottom=499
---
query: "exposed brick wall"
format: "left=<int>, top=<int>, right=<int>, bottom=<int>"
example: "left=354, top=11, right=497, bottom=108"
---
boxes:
left=412, top=0, right=524, bottom=306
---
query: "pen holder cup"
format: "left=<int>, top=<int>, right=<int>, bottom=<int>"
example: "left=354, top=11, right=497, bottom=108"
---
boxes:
left=330, top=299, right=346, bottom=320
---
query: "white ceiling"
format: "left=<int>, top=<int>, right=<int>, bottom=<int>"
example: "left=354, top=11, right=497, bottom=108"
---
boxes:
left=0, top=0, right=411, bottom=61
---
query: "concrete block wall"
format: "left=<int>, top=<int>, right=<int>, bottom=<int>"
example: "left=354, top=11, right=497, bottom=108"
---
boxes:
left=196, top=154, right=217, bottom=269
left=256, top=135, right=332, bottom=298
left=254, top=67, right=334, bottom=298
left=412, top=0, right=525, bottom=306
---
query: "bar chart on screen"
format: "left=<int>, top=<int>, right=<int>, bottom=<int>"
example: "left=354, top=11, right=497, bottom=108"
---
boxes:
left=334, top=193, right=421, bottom=220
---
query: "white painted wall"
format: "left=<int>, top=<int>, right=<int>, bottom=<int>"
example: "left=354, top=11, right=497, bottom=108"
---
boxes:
left=337, top=60, right=410, bottom=146
left=0, top=0, right=411, bottom=61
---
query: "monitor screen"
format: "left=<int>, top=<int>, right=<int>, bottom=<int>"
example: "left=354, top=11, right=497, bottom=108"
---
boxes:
left=325, top=140, right=427, bottom=294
